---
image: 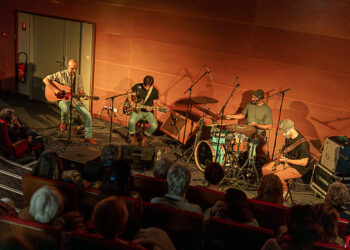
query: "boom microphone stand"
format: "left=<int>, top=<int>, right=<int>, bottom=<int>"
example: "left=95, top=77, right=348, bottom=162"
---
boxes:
left=105, top=91, right=133, bottom=144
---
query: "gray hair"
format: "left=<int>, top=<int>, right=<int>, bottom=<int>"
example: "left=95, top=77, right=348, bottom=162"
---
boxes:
left=327, top=182, right=350, bottom=207
left=167, top=163, right=191, bottom=196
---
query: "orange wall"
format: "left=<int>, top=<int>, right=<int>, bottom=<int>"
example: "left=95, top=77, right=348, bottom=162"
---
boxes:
left=1, top=0, right=350, bottom=154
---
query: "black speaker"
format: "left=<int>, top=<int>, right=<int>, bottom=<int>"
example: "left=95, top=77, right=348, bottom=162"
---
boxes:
left=310, top=162, right=337, bottom=198
left=121, top=145, right=155, bottom=169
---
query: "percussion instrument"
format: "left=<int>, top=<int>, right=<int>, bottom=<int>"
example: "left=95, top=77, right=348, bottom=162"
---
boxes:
left=194, top=140, right=225, bottom=172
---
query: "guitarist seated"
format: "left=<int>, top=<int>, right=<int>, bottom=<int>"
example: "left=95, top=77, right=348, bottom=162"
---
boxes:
left=261, top=119, right=310, bottom=193
left=127, top=75, right=159, bottom=146
left=43, top=59, right=97, bottom=145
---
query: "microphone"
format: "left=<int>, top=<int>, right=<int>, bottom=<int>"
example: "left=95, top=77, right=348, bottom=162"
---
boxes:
left=170, top=115, right=177, bottom=126
left=206, top=65, right=213, bottom=80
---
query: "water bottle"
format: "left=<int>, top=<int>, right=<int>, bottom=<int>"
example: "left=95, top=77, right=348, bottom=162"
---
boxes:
left=156, top=149, right=162, bottom=161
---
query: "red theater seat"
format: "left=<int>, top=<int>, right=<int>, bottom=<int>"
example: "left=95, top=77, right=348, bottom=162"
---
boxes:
left=22, top=173, right=78, bottom=212
left=186, top=185, right=225, bottom=211
left=204, top=217, right=273, bottom=250
left=132, top=174, right=168, bottom=201
left=0, top=214, right=62, bottom=250
left=338, top=218, right=349, bottom=241
left=142, top=202, right=203, bottom=250
left=248, top=199, right=289, bottom=233
left=66, top=232, right=146, bottom=250
left=0, top=118, right=28, bottom=156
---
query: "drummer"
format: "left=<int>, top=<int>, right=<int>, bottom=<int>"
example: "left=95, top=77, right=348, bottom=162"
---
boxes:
left=225, top=89, right=272, bottom=153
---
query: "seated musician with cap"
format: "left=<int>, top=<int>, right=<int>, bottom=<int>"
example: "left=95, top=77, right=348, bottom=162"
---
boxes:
left=225, top=89, right=273, bottom=152
left=262, top=119, right=310, bottom=192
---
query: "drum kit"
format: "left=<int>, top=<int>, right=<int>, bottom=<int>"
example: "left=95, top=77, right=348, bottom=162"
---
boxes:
left=180, top=96, right=260, bottom=187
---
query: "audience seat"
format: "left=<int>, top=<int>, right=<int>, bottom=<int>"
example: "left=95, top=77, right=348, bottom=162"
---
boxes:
left=337, top=218, right=349, bottom=241
left=132, top=174, right=168, bottom=201
left=0, top=118, right=28, bottom=156
left=22, top=173, right=78, bottom=212
left=79, top=187, right=142, bottom=240
left=313, top=241, right=346, bottom=249
left=186, top=186, right=225, bottom=211
left=248, top=199, right=289, bottom=234
left=66, top=232, right=146, bottom=250
left=0, top=214, right=62, bottom=250
left=204, top=217, right=273, bottom=250
left=142, top=201, right=203, bottom=250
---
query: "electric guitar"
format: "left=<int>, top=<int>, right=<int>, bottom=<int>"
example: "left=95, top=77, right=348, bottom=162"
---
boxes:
left=123, top=96, right=169, bottom=116
left=45, top=81, right=100, bottom=102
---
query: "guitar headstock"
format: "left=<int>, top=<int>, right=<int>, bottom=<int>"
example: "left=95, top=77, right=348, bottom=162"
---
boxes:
left=90, top=95, right=100, bottom=101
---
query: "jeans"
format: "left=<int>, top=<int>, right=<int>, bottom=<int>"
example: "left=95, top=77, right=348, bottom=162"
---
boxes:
left=58, top=101, right=92, bottom=138
left=128, top=111, right=158, bottom=136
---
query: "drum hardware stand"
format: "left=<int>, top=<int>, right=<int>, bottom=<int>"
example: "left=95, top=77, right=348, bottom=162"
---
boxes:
left=220, top=140, right=244, bottom=186
left=263, top=88, right=291, bottom=159
left=215, top=78, right=240, bottom=162
left=105, top=91, right=132, bottom=144
left=185, top=113, right=206, bottom=163
left=234, top=139, right=259, bottom=190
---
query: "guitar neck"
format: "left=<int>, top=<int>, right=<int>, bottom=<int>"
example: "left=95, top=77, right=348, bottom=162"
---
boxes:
left=137, top=104, right=159, bottom=110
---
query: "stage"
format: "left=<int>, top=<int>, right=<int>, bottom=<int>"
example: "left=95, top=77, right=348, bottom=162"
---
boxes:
left=0, top=93, right=323, bottom=210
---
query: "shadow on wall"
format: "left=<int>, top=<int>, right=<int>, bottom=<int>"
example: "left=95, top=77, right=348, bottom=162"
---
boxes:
left=282, top=101, right=322, bottom=150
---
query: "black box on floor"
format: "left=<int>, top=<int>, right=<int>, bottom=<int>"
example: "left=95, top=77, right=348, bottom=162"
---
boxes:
left=310, top=162, right=350, bottom=199
left=60, top=145, right=101, bottom=170
left=321, top=136, right=350, bottom=175
left=121, top=145, right=155, bottom=170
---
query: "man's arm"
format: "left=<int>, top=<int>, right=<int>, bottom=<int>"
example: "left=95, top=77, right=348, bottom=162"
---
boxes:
left=43, top=77, right=63, bottom=93
left=225, top=113, right=245, bottom=120
left=250, top=122, right=273, bottom=130
left=279, top=156, right=308, bottom=166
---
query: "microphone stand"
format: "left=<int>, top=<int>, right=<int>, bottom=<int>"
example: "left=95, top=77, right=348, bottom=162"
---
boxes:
left=105, top=91, right=133, bottom=144
left=269, top=88, right=291, bottom=159
left=182, top=70, right=209, bottom=145
left=215, top=78, right=239, bottom=162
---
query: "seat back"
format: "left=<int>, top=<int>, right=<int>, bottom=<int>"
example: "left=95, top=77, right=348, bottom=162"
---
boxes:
left=338, top=218, right=349, bottom=241
left=248, top=199, right=289, bottom=233
left=0, top=119, right=28, bottom=156
left=66, top=232, right=146, bottom=250
left=186, top=185, right=225, bottom=210
left=0, top=214, right=62, bottom=250
left=204, top=217, right=273, bottom=250
left=22, top=173, right=78, bottom=212
left=142, top=202, right=203, bottom=250
left=79, top=187, right=142, bottom=240
left=132, top=174, right=168, bottom=201
left=313, top=241, right=346, bottom=249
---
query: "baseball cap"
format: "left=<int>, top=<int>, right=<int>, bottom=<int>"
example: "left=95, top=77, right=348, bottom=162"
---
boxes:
left=278, top=119, right=294, bottom=133
left=252, top=89, right=264, bottom=100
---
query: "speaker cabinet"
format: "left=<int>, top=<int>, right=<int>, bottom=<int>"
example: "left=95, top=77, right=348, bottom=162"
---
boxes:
left=121, top=145, right=155, bottom=169
left=321, top=136, right=350, bottom=175
left=60, top=145, right=101, bottom=169
left=160, top=111, right=198, bottom=144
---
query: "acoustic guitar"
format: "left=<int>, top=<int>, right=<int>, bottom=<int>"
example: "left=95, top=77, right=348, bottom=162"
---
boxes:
left=45, top=81, right=99, bottom=102
left=123, top=96, right=168, bottom=116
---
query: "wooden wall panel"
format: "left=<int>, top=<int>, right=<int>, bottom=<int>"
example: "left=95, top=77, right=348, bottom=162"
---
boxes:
left=132, top=9, right=254, bottom=56
left=95, top=34, right=131, bottom=65
left=256, top=0, right=350, bottom=39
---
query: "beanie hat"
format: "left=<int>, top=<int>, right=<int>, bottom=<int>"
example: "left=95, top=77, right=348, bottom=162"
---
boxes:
left=252, top=89, right=264, bottom=100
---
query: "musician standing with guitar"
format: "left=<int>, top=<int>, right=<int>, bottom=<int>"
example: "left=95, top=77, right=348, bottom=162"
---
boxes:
left=261, top=119, right=310, bottom=192
left=43, top=59, right=97, bottom=145
left=128, top=75, right=159, bottom=146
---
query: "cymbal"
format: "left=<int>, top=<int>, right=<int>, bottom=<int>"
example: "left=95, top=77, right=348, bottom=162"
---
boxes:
left=193, top=106, right=220, bottom=120
left=224, top=124, right=257, bottom=137
left=175, top=96, right=218, bottom=105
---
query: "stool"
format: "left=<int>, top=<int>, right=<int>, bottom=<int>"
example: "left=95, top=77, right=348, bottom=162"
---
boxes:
left=285, top=178, right=298, bottom=206
left=135, top=118, right=150, bottom=142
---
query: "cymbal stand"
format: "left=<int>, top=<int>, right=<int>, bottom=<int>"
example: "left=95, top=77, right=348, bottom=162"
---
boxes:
left=185, top=112, right=205, bottom=163
left=234, top=139, right=259, bottom=189
left=220, top=139, right=243, bottom=186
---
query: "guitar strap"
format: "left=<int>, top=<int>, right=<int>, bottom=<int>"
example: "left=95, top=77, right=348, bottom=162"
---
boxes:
left=282, top=138, right=308, bottom=155
left=143, top=86, right=153, bottom=104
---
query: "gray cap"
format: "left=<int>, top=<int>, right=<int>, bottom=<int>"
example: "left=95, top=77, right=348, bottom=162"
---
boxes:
left=278, top=119, right=294, bottom=133
left=252, top=89, right=264, bottom=100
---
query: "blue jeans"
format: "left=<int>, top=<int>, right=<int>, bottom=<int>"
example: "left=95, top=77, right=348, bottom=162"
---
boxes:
left=128, top=111, right=158, bottom=136
left=58, top=101, right=92, bottom=138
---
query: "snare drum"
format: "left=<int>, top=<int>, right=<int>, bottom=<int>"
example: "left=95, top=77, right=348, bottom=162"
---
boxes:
left=194, top=140, right=225, bottom=172
left=227, top=133, right=249, bottom=152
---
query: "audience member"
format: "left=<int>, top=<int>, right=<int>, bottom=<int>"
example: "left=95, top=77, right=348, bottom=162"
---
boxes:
left=0, top=198, right=16, bottom=216
left=153, top=157, right=174, bottom=179
left=151, top=163, right=202, bottom=214
left=0, top=108, right=45, bottom=156
left=91, top=196, right=128, bottom=239
left=31, top=150, right=63, bottom=181
left=18, top=186, right=84, bottom=231
left=314, top=203, right=344, bottom=246
left=133, top=227, right=176, bottom=250
left=210, top=188, right=258, bottom=226
left=203, top=162, right=224, bottom=191
left=100, top=143, right=122, bottom=167
left=325, top=182, right=350, bottom=222
left=256, top=174, right=284, bottom=205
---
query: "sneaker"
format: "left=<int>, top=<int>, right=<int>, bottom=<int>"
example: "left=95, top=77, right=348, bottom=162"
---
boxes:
left=85, top=137, right=98, bottom=145
left=60, top=122, right=67, bottom=132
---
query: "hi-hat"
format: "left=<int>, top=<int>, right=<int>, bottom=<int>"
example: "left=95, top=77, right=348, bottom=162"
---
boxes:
left=193, top=106, right=220, bottom=120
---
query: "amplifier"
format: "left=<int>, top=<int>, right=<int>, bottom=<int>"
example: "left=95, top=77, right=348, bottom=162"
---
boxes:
left=321, top=136, right=350, bottom=175
left=311, top=162, right=350, bottom=199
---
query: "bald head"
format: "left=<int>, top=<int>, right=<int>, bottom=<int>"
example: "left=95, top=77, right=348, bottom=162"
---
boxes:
left=67, top=59, right=78, bottom=74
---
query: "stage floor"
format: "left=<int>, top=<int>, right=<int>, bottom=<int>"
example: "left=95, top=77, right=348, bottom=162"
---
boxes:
left=0, top=93, right=323, bottom=210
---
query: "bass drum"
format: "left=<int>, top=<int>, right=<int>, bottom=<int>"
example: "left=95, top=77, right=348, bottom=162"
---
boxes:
left=194, top=140, right=225, bottom=172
